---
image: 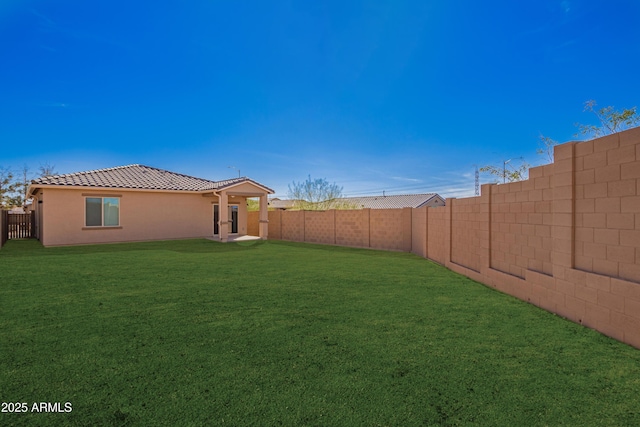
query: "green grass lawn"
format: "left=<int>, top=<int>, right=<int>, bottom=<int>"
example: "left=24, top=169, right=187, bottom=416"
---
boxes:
left=1, top=238, right=639, bottom=426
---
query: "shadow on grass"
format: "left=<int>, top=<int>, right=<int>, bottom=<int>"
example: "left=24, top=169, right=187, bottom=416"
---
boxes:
left=0, top=238, right=267, bottom=258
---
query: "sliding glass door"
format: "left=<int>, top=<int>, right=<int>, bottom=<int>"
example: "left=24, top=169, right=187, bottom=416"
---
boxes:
left=213, top=204, right=238, bottom=235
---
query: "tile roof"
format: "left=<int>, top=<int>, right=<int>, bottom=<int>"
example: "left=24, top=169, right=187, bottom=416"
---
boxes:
left=30, top=164, right=273, bottom=193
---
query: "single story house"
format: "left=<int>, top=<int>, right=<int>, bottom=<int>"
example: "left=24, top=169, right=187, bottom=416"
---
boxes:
left=27, top=164, right=273, bottom=247
left=269, top=193, right=445, bottom=210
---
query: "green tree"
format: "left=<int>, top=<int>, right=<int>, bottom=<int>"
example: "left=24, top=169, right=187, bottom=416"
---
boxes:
left=246, top=198, right=260, bottom=212
left=288, top=175, right=347, bottom=210
left=539, top=100, right=639, bottom=163
left=576, top=100, right=640, bottom=139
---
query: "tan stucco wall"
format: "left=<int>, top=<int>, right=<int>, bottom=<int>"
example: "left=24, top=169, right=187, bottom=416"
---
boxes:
left=30, top=189, right=45, bottom=242
left=39, top=188, right=221, bottom=246
left=225, top=182, right=269, bottom=195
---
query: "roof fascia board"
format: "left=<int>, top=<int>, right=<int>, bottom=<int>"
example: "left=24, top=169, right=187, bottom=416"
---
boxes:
left=416, top=194, right=439, bottom=208
left=208, top=180, right=274, bottom=194
left=27, top=184, right=204, bottom=195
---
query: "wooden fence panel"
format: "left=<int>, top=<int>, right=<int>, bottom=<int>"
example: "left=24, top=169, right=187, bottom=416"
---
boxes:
left=7, top=213, right=33, bottom=239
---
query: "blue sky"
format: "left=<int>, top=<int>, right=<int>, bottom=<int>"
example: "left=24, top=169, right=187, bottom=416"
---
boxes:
left=1, top=0, right=638, bottom=198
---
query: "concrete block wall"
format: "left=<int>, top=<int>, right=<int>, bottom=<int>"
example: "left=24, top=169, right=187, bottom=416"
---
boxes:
left=265, top=207, right=411, bottom=252
left=427, top=206, right=447, bottom=265
left=436, top=129, right=640, bottom=349
left=370, top=208, right=411, bottom=252
left=269, top=210, right=282, bottom=239
left=335, top=209, right=369, bottom=247
left=411, top=207, right=428, bottom=258
left=281, top=210, right=304, bottom=242
left=451, top=197, right=485, bottom=273
left=305, top=210, right=335, bottom=245
left=490, top=164, right=554, bottom=278
left=248, top=128, right=640, bottom=348
left=573, top=128, right=640, bottom=283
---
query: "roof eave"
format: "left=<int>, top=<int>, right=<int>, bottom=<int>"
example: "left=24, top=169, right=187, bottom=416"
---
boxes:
left=206, top=178, right=275, bottom=194
left=26, top=183, right=207, bottom=195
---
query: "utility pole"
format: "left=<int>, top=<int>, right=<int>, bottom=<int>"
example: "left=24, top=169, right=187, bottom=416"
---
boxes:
left=503, top=159, right=511, bottom=184
left=474, top=165, right=480, bottom=196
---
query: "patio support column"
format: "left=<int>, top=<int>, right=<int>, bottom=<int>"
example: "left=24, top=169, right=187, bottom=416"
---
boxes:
left=219, top=190, right=229, bottom=242
left=259, top=194, right=269, bottom=239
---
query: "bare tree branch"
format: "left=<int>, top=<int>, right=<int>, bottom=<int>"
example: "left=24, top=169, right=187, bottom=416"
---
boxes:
left=288, top=175, right=347, bottom=210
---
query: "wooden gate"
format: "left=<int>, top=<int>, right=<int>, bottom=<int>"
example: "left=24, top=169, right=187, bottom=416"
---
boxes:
left=1, top=210, right=7, bottom=246
left=2, top=212, right=35, bottom=240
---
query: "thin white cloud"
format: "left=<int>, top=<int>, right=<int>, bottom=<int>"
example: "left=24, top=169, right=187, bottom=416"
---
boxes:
left=561, top=1, right=570, bottom=13
left=35, top=102, right=70, bottom=108
left=391, top=176, right=422, bottom=183
left=30, top=8, right=56, bottom=26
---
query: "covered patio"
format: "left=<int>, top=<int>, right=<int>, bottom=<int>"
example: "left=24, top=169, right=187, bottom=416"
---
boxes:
left=201, top=179, right=272, bottom=242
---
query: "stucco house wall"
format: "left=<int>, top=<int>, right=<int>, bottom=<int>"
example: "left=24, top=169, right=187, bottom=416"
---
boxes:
left=36, top=188, right=216, bottom=246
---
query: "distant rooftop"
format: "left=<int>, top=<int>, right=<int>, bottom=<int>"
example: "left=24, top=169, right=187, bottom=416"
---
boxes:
left=341, top=194, right=443, bottom=209
left=270, top=193, right=444, bottom=210
left=268, top=198, right=298, bottom=209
